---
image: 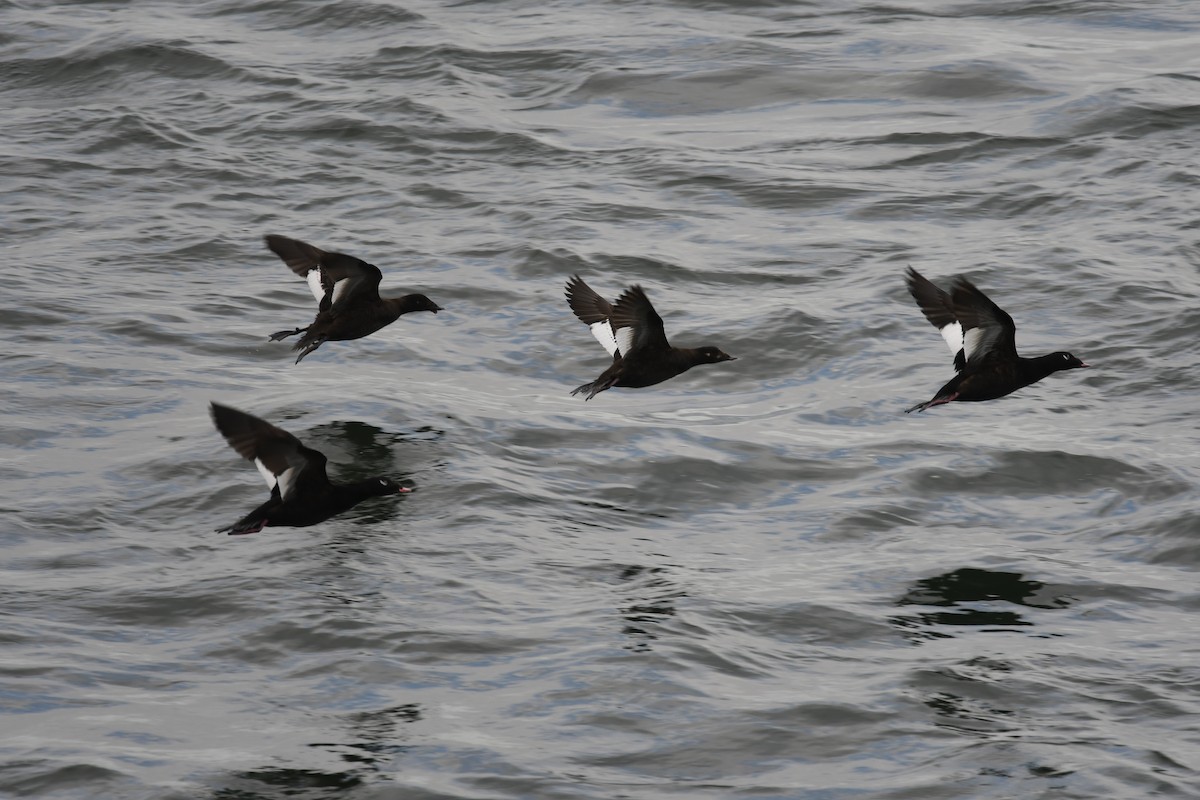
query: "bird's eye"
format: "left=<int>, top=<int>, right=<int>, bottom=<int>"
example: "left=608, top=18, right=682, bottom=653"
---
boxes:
left=379, top=478, right=388, bottom=486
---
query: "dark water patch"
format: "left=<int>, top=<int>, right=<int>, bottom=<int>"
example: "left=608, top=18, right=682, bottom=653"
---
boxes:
left=5, top=40, right=250, bottom=99
left=562, top=66, right=827, bottom=116
left=219, top=0, right=426, bottom=31
left=0, top=761, right=141, bottom=799
left=404, top=182, right=491, bottom=212
left=875, top=133, right=1064, bottom=169
left=82, top=586, right=253, bottom=629
left=899, top=568, right=1076, bottom=609
left=891, top=567, right=1076, bottom=640
left=847, top=190, right=984, bottom=222
left=1050, top=93, right=1200, bottom=140
left=74, top=109, right=203, bottom=155
left=962, top=1, right=1197, bottom=27
left=904, top=449, right=1189, bottom=505
left=371, top=43, right=591, bottom=97
left=609, top=565, right=686, bottom=653
left=1112, top=507, right=1200, bottom=569
left=659, top=169, right=871, bottom=212
left=211, top=765, right=364, bottom=798
left=704, top=601, right=899, bottom=650
left=902, top=60, right=1053, bottom=101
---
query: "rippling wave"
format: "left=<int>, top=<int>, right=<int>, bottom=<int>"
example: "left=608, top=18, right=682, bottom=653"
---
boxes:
left=3, top=0, right=1199, bottom=797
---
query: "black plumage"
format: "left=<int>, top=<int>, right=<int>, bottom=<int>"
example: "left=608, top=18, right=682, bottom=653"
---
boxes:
left=210, top=402, right=408, bottom=534
left=904, top=266, right=1087, bottom=413
left=565, top=275, right=735, bottom=400
left=265, top=234, right=443, bottom=364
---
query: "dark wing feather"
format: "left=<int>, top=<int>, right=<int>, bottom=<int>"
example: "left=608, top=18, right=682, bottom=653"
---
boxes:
left=318, top=253, right=384, bottom=314
left=906, top=266, right=957, bottom=330
left=906, top=266, right=966, bottom=371
left=566, top=275, right=621, bottom=357
left=609, top=285, right=669, bottom=353
left=950, top=278, right=1018, bottom=362
left=209, top=403, right=328, bottom=499
left=264, top=235, right=325, bottom=279
left=264, top=234, right=383, bottom=314
left=565, top=275, right=614, bottom=325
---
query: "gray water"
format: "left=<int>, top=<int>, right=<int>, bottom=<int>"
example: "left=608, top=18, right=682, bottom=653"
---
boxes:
left=4, top=0, right=1200, bottom=797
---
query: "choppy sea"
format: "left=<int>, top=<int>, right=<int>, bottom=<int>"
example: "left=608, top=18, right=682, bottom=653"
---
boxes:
left=4, top=0, right=1200, bottom=797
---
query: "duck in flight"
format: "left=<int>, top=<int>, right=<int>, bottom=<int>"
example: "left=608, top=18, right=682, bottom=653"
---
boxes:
left=565, top=275, right=735, bottom=401
left=210, top=402, right=409, bottom=535
left=264, top=234, right=443, bottom=364
left=904, top=266, right=1087, bottom=413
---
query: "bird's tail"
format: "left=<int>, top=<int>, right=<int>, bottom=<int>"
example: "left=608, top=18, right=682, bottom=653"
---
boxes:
left=293, top=334, right=326, bottom=364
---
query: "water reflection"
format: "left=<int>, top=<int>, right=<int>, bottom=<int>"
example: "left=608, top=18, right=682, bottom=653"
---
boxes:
left=211, top=704, right=421, bottom=798
left=212, top=766, right=362, bottom=798
left=615, top=564, right=685, bottom=653
left=307, top=420, right=432, bottom=479
left=305, top=420, right=427, bottom=528
left=891, top=567, right=1074, bottom=640
left=895, top=571, right=1080, bottom=785
left=312, top=703, right=421, bottom=768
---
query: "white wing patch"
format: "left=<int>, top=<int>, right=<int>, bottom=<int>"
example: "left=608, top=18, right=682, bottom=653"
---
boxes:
left=939, top=321, right=964, bottom=357
left=305, top=269, right=325, bottom=303
left=614, top=325, right=636, bottom=358
left=254, top=458, right=299, bottom=500
left=276, top=466, right=299, bottom=500
left=962, top=326, right=987, bottom=362
left=589, top=321, right=619, bottom=357
left=254, top=458, right=277, bottom=490
left=330, top=277, right=354, bottom=307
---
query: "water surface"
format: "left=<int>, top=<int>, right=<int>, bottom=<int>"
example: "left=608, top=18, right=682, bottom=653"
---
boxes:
left=3, top=1, right=1199, bottom=798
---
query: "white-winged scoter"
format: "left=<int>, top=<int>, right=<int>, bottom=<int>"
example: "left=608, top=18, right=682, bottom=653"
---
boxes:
left=264, top=234, right=443, bottom=364
left=904, top=266, right=1087, bottom=413
left=210, top=402, right=409, bottom=534
left=565, top=275, right=735, bottom=401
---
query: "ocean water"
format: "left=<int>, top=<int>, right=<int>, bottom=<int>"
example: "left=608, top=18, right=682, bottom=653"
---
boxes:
left=3, top=0, right=1200, bottom=797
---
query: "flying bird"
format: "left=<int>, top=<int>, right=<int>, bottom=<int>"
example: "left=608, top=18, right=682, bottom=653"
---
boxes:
left=264, top=234, right=442, bottom=363
left=565, top=275, right=735, bottom=401
left=210, top=402, right=409, bottom=534
left=904, top=266, right=1087, bottom=413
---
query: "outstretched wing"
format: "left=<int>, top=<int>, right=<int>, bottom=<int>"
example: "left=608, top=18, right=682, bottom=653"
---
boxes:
left=265, top=234, right=327, bottom=303
left=209, top=403, right=327, bottom=502
left=565, top=275, right=620, bottom=357
left=609, top=285, right=669, bottom=355
left=905, top=266, right=965, bottom=371
left=264, top=235, right=384, bottom=314
left=316, top=253, right=384, bottom=315
left=950, top=277, right=1018, bottom=364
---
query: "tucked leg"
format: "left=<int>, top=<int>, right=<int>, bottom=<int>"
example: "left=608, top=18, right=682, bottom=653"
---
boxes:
left=905, top=392, right=959, bottom=413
